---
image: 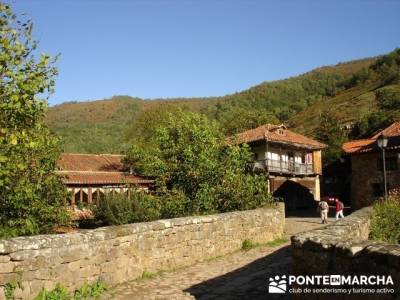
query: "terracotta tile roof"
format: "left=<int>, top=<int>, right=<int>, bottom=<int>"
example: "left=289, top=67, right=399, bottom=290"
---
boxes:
left=343, top=122, right=400, bottom=154
left=372, top=121, right=400, bottom=138
left=231, top=124, right=327, bottom=149
left=57, top=153, right=127, bottom=172
left=342, top=139, right=376, bottom=154
left=56, top=153, right=153, bottom=185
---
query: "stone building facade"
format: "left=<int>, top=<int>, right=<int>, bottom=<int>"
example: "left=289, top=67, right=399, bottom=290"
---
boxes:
left=343, top=122, right=400, bottom=209
left=233, top=124, right=326, bottom=210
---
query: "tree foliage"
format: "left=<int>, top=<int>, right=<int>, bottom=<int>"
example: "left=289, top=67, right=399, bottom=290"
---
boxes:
left=0, top=3, right=69, bottom=238
left=376, top=85, right=400, bottom=110
left=126, top=110, right=274, bottom=215
left=315, top=111, right=347, bottom=164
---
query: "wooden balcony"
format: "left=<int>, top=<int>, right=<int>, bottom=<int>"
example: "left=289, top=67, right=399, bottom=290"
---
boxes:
left=250, top=159, right=314, bottom=175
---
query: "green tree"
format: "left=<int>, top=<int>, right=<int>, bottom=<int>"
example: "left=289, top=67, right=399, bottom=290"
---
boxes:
left=0, top=3, right=69, bottom=238
left=126, top=110, right=273, bottom=215
left=316, top=111, right=347, bottom=164
left=218, top=107, right=279, bottom=135
left=350, top=111, right=394, bottom=139
left=375, top=86, right=400, bottom=110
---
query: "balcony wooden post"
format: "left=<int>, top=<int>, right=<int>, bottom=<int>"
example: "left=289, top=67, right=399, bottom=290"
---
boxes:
left=79, top=188, right=83, bottom=204
left=96, top=189, right=100, bottom=204
left=70, top=188, right=75, bottom=206
left=88, top=187, right=92, bottom=204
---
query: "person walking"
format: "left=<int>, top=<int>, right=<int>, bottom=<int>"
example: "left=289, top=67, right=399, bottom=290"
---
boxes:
left=335, top=198, right=345, bottom=220
left=318, top=199, right=329, bottom=224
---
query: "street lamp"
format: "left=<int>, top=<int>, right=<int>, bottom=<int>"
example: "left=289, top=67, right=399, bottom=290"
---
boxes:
left=377, top=134, right=388, bottom=199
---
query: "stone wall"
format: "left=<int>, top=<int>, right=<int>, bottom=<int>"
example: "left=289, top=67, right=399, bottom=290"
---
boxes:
left=291, top=207, right=400, bottom=298
left=0, top=204, right=284, bottom=299
left=351, top=152, right=400, bottom=209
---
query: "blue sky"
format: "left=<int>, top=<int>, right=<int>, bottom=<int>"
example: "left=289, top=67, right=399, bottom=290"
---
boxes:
left=11, top=0, right=400, bottom=105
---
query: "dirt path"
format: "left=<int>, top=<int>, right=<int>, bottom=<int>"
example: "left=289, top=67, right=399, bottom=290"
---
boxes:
left=100, top=217, right=324, bottom=300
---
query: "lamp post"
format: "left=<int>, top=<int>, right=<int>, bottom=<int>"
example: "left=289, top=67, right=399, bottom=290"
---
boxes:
left=377, top=134, right=388, bottom=199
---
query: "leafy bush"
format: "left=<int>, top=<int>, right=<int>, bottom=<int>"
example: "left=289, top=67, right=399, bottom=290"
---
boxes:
left=94, top=191, right=161, bottom=226
left=241, top=239, right=256, bottom=250
left=370, top=195, right=400, bottom=244
left=158, top=189, right=190, bottom=219
left=125, top=110, right=275, bottom=220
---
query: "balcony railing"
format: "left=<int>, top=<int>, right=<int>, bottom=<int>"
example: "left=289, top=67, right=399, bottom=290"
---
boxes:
left=250, top=159, right=314, bottom=175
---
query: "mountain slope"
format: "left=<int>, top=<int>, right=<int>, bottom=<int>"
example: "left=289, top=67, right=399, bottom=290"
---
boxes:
left=289, top=49, right=400, bottom=136
left=46, top=52, right=399, bottom=154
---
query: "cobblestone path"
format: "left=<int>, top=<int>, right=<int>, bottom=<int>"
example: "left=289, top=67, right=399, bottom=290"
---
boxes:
left=100, top=217, right=324, bottom=300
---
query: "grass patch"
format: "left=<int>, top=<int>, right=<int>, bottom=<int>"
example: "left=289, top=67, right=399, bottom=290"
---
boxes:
left=138, top=270, right=161, bottom=281
left=4, top=282, right=17, bottom=300
left=32, top=281, right=106, bottom=300
left=242, top=237, right=288, bottom=251
left=370, top=197, right=400, bottom=244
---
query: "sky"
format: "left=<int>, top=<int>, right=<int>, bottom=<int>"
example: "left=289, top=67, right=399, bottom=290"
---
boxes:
left=10, top=0, right=400, bottom=105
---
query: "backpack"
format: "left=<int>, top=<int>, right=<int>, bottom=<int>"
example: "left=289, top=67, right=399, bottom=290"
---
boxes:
left=319, top=201, right=328, bottom=211
left=338, top=201, right=344, bottom=210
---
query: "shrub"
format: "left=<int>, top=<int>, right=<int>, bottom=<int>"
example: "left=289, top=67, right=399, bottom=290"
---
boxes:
left=94, top=190, right=161, bottom=225
left=370, top=194, right=400, bottom=244
left=158, top=189, right=190, bottom=219
left=242, top=239, right=256, bottom=250
left=126, top=110, right=276, bottom=218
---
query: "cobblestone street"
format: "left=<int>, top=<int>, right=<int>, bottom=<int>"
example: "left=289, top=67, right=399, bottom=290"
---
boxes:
left=100, top=216, right=324, bottom=300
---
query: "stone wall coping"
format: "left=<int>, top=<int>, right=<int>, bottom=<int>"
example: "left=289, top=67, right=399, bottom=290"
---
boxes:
left=291, top=206, right=400, bottom=257
left=0, top=203, right=283, bottom=255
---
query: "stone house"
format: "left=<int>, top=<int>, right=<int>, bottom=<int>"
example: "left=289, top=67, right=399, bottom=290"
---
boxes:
left=233, top=124, right=327, bottom=210
left=342, top=122, right=400, bottom=209
left=56, top=153, right=153, bottom=205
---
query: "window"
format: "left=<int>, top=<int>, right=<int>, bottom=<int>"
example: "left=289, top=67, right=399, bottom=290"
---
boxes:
left=277, top=128, right=284, bottom=135
left=377, top=156, right=398, bottom=171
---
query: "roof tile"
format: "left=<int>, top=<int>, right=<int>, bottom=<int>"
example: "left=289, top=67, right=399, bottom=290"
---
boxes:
left=56, top=153, right=152, bottom=185
left=232, top=124, right=327, bottom=149
left=343, top=122, right=400, bottom=154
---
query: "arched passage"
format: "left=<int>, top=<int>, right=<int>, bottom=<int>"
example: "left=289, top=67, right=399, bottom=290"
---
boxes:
left=273, top=180, right=315, bottom=212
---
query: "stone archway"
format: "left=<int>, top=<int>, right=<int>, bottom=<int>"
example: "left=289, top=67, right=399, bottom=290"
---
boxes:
left=272, top=179, right=315, bottom=212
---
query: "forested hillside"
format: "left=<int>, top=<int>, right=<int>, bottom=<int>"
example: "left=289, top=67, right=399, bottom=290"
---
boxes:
left=46, top=49, right=400, bottom=154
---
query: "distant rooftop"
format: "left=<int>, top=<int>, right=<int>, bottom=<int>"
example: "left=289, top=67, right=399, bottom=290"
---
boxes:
left=343, top=122, right=400, bottom=154
left=56, top=153, right=152, bottom=185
